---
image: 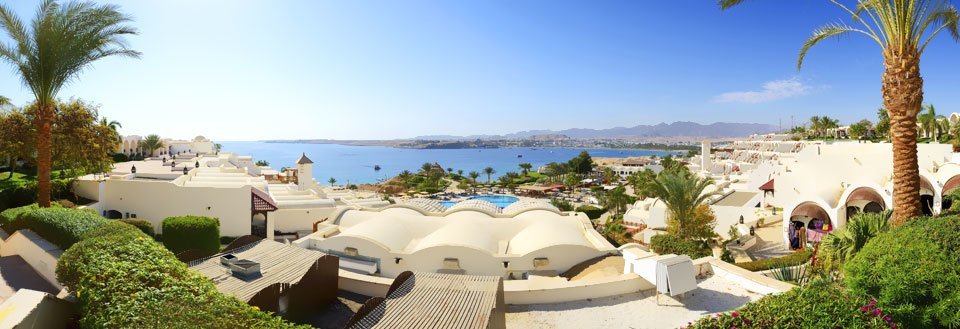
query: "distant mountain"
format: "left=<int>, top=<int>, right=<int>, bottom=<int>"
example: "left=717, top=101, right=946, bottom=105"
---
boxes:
left=414, top=121, right=779, bottom=140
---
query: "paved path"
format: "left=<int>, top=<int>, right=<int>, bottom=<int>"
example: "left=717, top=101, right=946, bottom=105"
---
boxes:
left=0, top=256, right=59, bottom=304
left=746, top=218, right=792, bottom=261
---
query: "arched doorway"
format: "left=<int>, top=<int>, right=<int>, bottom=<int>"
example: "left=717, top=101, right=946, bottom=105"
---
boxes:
left=920, top=177, right=936, bottom=216
left=789, top=202, right=831, bottom=250
left=941, top=175, right=960, bottom=211
left=844, top=187, right=886, bottom=221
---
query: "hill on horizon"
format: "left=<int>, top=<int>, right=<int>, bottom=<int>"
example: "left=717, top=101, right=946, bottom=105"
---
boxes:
left=414, top=121, right=780, bottom=140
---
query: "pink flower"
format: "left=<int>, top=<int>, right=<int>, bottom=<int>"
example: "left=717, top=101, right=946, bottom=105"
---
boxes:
left=731, top=312, right=740, bottom=318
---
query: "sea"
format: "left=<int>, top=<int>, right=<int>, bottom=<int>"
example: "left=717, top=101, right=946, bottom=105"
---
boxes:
left=219, top=141, right=680, bottom=185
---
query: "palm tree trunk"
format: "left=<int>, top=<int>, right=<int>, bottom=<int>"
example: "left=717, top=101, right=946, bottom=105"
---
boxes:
left=884, top=51, right=923, bottom=226
left=5, top=157, right=13, bottom=180
left=36, top=101, right=54, bottom=207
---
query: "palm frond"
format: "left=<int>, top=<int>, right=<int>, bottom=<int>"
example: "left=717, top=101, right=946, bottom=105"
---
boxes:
left=798, top=23, right=875, bottom=70
left=718, top=0, right=749, bottom=11
left=920, top=4, right=960, bottom=53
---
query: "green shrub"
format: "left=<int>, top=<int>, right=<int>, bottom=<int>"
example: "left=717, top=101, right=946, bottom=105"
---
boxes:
left=0, top=203, right=43, bottom=228
left=687, top=281, right=896, bottom=328
left=575, top=205, right=605, bottom=219
left=162, top=216, right=221, bottom=256
left=118, top=219, right=156, bottom=237
left=844, top=216, right=960, bottom=328
left=56, top=221, right=309, bottom=328
left=649, top=234, right=711, bottom=259
left=735, top=249, right=812, bottom=272
left=550, top=198, right=574, bottom=211
left=5, top=207, right=108, bottom=249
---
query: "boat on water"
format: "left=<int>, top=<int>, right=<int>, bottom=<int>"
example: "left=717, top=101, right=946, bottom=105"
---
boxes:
left=374, top=165, right=381, bottom=171
left=517, top=154, right=523, bottom=158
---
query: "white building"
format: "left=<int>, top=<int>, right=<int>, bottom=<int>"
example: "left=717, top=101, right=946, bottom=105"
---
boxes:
left=625, top=135, right=960, bottom=247
left=74, top=152, right=388, bottom=240
left=296, top=199, right=617, bottom=279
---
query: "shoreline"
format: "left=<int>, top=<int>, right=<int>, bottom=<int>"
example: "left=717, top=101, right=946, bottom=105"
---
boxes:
left=258, top=140, right=689, bottom=153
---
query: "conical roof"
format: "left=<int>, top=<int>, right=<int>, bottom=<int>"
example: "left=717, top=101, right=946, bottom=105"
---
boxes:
left=296, top=153, right=314, bottom=164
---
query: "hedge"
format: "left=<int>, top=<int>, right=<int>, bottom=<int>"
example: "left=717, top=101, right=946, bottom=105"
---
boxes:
left=4, top=207, right=108, bottom=249
left=687, top=281, right=896, bottom=328
left=734, top=249, right=813, bottom=272
left=118, top=219, right=156, bottom=237
left=649, top=234, right=712, bottom=259
left=56, top=219, right=309, bottom=328
left=575, top=205, right=605, bottom=219
left=0, top=178, right=74, bottom=211
left=844, top=216, right=960, bottom=328
left=162, top=215, right=221, bottom=256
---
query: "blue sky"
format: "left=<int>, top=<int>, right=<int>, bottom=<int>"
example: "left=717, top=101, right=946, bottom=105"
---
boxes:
left=0, top=1, right=958, bottom=141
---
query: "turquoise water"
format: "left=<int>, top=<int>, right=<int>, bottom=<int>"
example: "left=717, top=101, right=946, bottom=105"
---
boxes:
left=219, top=141, right=680, bottom=185
left=440, top=195, right=520, bottom=209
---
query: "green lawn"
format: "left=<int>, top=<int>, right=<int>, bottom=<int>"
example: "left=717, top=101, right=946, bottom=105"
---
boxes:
left=0, top=171, right=33, bottom=190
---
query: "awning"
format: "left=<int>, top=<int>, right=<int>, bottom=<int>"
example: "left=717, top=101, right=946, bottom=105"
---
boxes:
left=758, top=179, right=774, bottom=191
left=251, top=188, right=278, bottom=212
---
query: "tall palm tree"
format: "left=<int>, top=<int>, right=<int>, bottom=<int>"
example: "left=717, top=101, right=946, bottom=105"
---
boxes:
left=0, top=1, right=139, bottom=207
left=518, top=163, right=533, bottom=176
left=483, top=167, right=495, bottom=184
left=468, top=171, right=480, bottom=185
left=0, top=95, right=10, bottom=107
left=139, top=134, right=163, bottom=157
left=720, top=0, right=960, bottom=225
left=919, top=104, right=938, bottom=139
left=646, top=171, right=719, bottom=238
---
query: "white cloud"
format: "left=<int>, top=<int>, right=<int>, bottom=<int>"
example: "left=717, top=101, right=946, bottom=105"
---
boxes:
left=714, top=78, right=810, bottom=104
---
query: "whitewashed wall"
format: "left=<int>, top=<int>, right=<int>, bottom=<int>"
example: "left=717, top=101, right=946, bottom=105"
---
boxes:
left=100, top=179, right=252, bottom=236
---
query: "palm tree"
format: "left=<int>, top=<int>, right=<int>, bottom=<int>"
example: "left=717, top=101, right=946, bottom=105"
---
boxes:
left=876, top=108, right=891, bottom=139
left=328, top=177, right=336, bottom=186
left=0, top=95, right=9, bottom=107
left=457, top=169, right=464, bottom=177
left=819, top=211, right=891, bottom=271
left=919, top=104, right=938, bottom=139
left=468, top=171, right=480, bottom=184
left=720, top=0, right=959, bottom=225
left=397, top=170, right=413, bottom=187
left=214, top=143, right=222, bottom=154
left=483, top=167, right=495, bottom=184
left=139, top=134, right=163, bottom=157
left=646, top=171, right=719, bottom=238
left=518, top=163, right=533, bottom=176
left=0, top=1, right=139, bottom=207
left=420, top=162, right=432, bottom=173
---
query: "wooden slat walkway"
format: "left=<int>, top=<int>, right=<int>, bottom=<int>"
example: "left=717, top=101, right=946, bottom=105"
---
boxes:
left=188, top=240, right=326, bottom=302
left=349, top=272, right=502, bottom=329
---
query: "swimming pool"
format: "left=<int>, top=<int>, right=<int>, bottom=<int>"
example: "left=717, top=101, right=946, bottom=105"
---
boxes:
left=440, top=195, right=519, bottom=209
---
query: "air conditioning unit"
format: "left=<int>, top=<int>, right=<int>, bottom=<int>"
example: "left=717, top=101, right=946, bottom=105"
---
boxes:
left=230, top=259, right=261, bottom=278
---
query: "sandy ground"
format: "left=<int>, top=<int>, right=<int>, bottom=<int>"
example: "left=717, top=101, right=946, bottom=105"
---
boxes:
left=505, top=275, right=762, bottom=329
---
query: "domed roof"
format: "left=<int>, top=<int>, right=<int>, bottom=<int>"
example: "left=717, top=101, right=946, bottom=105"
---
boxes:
left=503, top=200, right=559, bottom=215
left=399, top=198, right=445, bottom=213
left=446, top=199, right=501, bottom=214
left=193, top=135, right=209, bottom=142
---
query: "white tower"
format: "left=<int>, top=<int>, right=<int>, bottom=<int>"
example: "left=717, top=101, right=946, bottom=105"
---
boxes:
left=701, top=140, right=712, bottom=173
left=296, top=153, right=314, bottom=190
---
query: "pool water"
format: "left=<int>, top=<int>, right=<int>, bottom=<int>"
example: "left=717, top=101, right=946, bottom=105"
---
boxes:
left=440, top=195, right=519, bottom=209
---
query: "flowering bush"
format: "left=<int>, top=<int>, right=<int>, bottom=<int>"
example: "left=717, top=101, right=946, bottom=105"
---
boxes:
left=686, top=281, right=896, bottom=328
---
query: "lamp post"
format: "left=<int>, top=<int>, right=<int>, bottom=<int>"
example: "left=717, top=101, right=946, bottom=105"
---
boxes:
left=183, top=167, right=188, bottom=175
left=195, top=161, right=200, bottom=169
left=131, top=165, right=137, bottom=174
